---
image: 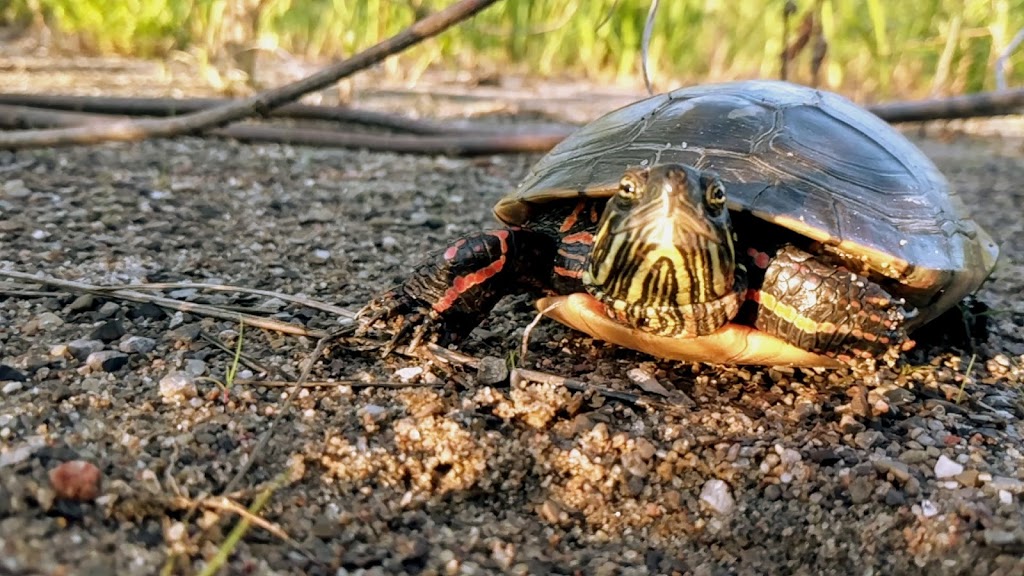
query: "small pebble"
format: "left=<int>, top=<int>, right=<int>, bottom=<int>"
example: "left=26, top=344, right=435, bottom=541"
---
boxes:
left=848, top=476, right=874, bottom=504
left=312, top=249, right=331, bottom=262
left=873, top=458, right=911, bottom=483
left=96, top=301, right=120, bottom=318
left=699, top=479, right=735, bottom=514
left=65, top=294, right=96, bottom=313
left=49, top=460, right=102, bottom=501
left=987, top=476, right=1024, bottom=494
left=919, top=499, right=938, bottom=518
left=2, top=381, right=24, bottom=394
left=627, top=368, right=671, bottom=396
left=395, top=366, right=423, bottom=382
left=160, top=371, right=198, bottom=401
left=89, top=319, right=126, bottom=342
left=934, top=455, right=964, bottom=479
left=476, top=356, right=509, bottom=386
left=184, top=359, right=207, bottom=377
left=998, top=490, right=1013, bottom=505
left=67, top=339, right=105, bottom=361
left=85, top=351, right=129, bottom=372
left=119, top=336, right=156, bottom=354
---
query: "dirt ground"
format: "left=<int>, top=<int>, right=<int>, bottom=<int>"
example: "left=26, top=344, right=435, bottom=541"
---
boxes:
left=1, top=54, right=1024, bottom=576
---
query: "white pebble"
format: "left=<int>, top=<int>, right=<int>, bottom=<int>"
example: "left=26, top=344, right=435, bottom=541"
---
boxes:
left=699, top=479, right=735, bottom=515
left=920, top=499, right=939, bottom=518
left=934, top=455, right=963, bottom=478
left=2, top=382, right=24, bottom=395
left=395, top=366, right=423, bottom=382
left=999, top=490, right=1013, bottom=505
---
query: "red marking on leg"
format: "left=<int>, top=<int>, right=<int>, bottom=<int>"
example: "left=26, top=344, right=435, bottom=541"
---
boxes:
left=746, top=248, right=771, bottom=270
left=562, top=231, right=594, bottom=245
left=559, top=201, right=586, bottom=233
left=553, top=266, right=583, bottom=279
left=590, top=204, right=601, bottom=224
left=557, top=248, right=587, bottom=263
left=432, top=231, right=511, bottom=313
left=443, top=238, right=467, bottom=261
left=746, top=289, right=761, bottom=302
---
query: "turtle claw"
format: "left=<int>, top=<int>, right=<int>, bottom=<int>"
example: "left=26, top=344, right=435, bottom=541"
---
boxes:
left=355, top=289, right=440, bottom=356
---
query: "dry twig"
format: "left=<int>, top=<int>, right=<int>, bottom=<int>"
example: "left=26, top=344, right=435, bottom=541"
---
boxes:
left=0, top=269, right=326, bottom=338
left=0, top=0, right=502, bottom=149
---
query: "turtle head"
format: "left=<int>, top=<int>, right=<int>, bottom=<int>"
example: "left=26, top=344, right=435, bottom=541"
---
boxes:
left=582, top=163, right=743, bottom=337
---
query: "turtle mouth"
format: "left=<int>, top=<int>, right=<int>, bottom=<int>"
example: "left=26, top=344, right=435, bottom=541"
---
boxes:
left=589, top=282, right=744, bottom=337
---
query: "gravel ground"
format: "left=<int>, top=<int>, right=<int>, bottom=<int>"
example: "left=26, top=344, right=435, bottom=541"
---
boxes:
left=1, top=56, right=1024, bottom=576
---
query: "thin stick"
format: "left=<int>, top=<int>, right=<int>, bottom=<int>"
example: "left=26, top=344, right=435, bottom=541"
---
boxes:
left=0, top=269, right=326, bottom=338
left=996, top=27, right=1024, bottom=91
left=867, top=88, right=1024, bottom=123
left=0, top=0, right=503, bottom=149
left=96, top=281, right=357, bottom=319
left=221, top=330, right=342, bottom=495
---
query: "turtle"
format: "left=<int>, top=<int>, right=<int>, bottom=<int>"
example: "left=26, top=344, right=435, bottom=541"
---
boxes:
left=359, top=80, right=999, bottom=367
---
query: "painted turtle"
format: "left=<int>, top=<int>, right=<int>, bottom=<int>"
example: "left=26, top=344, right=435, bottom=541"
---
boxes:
left=360, top=80, right=999, bottom=367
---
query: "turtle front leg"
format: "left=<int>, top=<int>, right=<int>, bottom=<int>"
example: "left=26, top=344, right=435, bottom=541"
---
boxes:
left=359, top=227, right=557, bottom=350
left=747, top=245, right=913, bottom=361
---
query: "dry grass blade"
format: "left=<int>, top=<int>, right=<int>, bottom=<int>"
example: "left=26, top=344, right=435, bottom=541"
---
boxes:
left=0, top=269, right=326, bottom=338
left=233, top=378, right=441, bottom=389
left=0, top=0, right=504, bottom=149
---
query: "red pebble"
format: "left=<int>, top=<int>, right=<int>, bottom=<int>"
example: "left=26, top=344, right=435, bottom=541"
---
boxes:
left=49, top=460, right=102, bottom=501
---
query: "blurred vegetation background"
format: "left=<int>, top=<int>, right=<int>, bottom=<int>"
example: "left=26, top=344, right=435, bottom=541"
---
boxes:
left=0, top=0, right=1020, bottom=99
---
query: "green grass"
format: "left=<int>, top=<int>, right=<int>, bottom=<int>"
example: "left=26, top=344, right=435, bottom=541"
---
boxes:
left=4, top=0, right=1024, bottom=98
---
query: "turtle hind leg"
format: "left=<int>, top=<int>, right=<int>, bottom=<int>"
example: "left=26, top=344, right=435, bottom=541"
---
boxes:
left=359, top=227, right=557, bottom=349
left=749, top=245, right=912, bottom=361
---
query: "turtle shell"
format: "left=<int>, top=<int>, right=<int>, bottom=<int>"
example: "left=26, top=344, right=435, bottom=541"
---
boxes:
left=495, top=80, right=998, bottom=324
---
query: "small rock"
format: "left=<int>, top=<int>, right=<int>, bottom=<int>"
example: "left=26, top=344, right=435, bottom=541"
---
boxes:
left=987, top=476, right=1024, bottom=494
left=168, top=288, right=198, bottom=299
left=49, top=460, right=102, bottom=501
left=395, top=366, right=423, bottom=382
left=2, top=381, right=24, bottom=394
left=764, top=484, right=782, bottom=501
left=874, top=458, right=911, bottom=483
left=934, top=455, right=964, bottom=479
left=85, top=351, right=129, bottom=372
left=627, top=368, right=672, bottom=397
left=919, top=499, right=938, bottom=518
left=67, top=339, right=105, bottom=361
left=184, top=359, right=207, bottom=377
left=854, top=430, right=883, bottom=450
left=96, top=301, right=120, bottom=318
left=983, top=529, right=1022, bottom=547
left=884, top=488, right=906, bottom=506
left=127, top=302, right=165, bottom=320
left=89, top=320, right=126, bottom=342
left=119, top=336, right=156, bottom=354
left=261, top=297, right=287, bottom=311
left=699, top=479, right=735, bottom=514
left=31, top=311, right=65, bottom=331
left=168, top=323, right=201, bottom=343
left=2, top=178, right=32, bottom=198
left=312, top=249, right=331, bottom=262
left=380, top=236, right=399, bottom=250
left=839, top=414, right=865, bottom=434
left=0, top=365, right=28, bottom=383
left=848, top=476, right=874, bottom=504
left=476, top=356, right=509, bottom=386
left=899, top=449, right=929, bottom=464
left=64, top=294, right=96, bottom=313
left=956, top=469, right=980, bottom=487
left=160, top=371, right=198, bottom=401
left=998, top=490, right=1013, bottom=505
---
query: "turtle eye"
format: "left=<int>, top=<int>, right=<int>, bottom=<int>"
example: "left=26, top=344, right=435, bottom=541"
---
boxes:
left=617, top=175, right=641, bottom=201
left=703, top=178, right=727, bottom=214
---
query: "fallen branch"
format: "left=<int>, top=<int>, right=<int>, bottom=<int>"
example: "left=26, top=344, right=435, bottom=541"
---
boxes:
left=0, top=93, right=461, bottom=135
left=0, top=103, right=571, bottom=155
left=868, top=88, right=1024, bottom=123
left=0, top=0, right=502, bottom=149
